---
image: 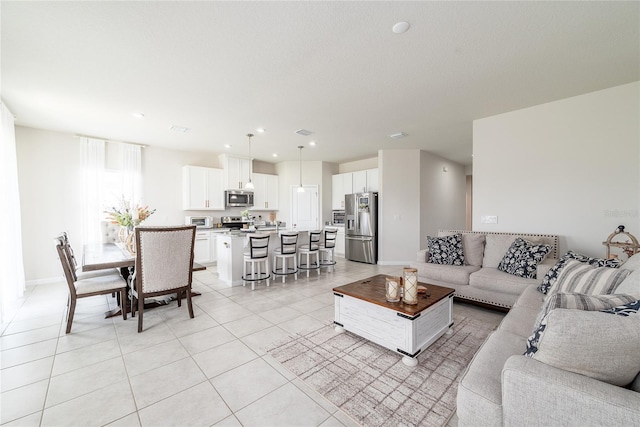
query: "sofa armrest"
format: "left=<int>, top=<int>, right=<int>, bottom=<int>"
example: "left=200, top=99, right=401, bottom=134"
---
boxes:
left=502, top=356, right=640, bottom=427
left=417, top=249, right=429, bottom=263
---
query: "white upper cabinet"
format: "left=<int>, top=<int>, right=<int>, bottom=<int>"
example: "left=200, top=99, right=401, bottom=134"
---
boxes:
left=366, top=168, right=379, bottom=192
left=332, top=172, right=353, bottom=209
left=182, top=165, right=224, bottom=210
left=332, top=168, right=378, bottom=209
left=219, top=155, right=251, bottom=190
left=250, top=173, right=279, bottom=211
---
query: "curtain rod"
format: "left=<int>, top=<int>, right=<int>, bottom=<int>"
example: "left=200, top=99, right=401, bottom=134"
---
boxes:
left=74, top=134, right=147, bottom=148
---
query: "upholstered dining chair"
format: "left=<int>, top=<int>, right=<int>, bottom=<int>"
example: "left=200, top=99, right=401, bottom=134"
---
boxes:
left=319, top=228, right=338, bottom=272
left=130, top=225, right=196, bottom=332
left=55, top=234, right=127, bottom=334
left=298, top=230, right=322, bottom=277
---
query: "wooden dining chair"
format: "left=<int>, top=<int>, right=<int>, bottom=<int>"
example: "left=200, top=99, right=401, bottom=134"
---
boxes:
left=130, top=225, right=196, bottom=332
left=55, top=234, right=127, bottom=334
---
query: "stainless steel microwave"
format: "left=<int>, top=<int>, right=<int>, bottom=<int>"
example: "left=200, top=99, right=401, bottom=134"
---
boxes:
left=225, top=190, right=254, bottom=207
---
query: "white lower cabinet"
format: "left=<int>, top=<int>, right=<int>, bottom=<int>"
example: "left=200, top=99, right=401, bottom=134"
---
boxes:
left=335, top=227, right=345, bottom=257
left=194, top=230, right=219, bottom=264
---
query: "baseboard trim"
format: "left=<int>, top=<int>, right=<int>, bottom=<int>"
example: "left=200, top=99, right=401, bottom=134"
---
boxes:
left=27, top=276, right=63, bottom=286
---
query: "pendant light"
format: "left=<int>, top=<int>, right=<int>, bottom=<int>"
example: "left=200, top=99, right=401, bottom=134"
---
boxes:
left=297, top=145, right=305, bottom=193
left=245, top=133, right=254, bottom=189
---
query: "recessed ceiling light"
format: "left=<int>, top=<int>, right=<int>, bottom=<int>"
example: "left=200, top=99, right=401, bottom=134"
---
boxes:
left=169, top=125, right=190, bottom=133
left=392, top=22, right=410, bottom=34
left=256, top=128, right=266, bottom=133
left=224, top=144, right=232, bottom=149
left=272, top=153, right=278, bottom=158
left=390, top=132, right=408, bottom=139
left=295, top=129, right=313, bottom=136
left=309, top=141, right=316, bottom=146
left=132, top=112, right=145, bottom=119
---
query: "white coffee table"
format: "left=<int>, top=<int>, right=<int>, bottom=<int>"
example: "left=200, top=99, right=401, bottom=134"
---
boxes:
left=333, top=274, right=454, bottom=366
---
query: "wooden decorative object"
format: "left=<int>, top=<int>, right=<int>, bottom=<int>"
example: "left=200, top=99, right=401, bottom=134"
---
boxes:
left=602, top=225, right=639, bottom=259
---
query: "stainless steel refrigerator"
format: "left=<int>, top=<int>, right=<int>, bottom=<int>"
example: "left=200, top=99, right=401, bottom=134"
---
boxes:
left=345, top=192, right=378, bottom=264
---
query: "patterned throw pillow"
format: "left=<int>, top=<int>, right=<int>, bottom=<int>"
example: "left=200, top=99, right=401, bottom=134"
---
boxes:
left=538, top=251, right=624, bottom=294
left=550, top=259, right=631, bottom=296
left=426, top=234, right=464, bottom=266
left=525, top=293, right=637, bottom=357
left=497, top=238, right=551, bottom=279
left=600, top=300, right=640, bottom=316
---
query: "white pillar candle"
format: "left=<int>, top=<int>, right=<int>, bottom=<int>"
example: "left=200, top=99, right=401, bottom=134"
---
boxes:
left=403, top=268, right=418, bottom=305
left=386, top=276, right=401, bottom=302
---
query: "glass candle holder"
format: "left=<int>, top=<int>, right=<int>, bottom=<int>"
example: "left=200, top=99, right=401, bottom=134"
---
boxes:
left=385, top=276, right=401, bottom=302
left=403, top=267, right=418, bottom=305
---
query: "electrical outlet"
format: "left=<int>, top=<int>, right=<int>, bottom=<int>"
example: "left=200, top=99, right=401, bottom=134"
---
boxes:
left=481, top=215, right=498, bottom=224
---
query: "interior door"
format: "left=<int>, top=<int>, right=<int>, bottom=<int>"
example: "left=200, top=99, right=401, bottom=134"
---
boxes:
left=291, top=185, right=318, bottom=230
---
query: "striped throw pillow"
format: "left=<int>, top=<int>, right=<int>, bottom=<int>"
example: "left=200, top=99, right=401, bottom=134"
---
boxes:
left=550, top=259, right=631, bottom=296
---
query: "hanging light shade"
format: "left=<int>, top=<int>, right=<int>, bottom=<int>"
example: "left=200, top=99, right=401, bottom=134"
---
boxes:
left=245, top=133, right=254, bottom=189
left=297, top=145, right=305, bottom=193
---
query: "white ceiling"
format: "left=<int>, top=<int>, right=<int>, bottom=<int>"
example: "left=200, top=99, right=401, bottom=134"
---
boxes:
left=2, top=1, right=638, bottom=166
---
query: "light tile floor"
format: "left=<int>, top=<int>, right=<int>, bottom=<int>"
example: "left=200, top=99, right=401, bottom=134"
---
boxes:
left=1, top=259, right=504, bottom=426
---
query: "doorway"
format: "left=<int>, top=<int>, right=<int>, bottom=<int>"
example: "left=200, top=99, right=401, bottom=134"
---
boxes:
left=290, top=185, right=319, bottom=230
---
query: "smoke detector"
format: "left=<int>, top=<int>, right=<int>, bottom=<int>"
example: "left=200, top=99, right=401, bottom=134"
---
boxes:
left=295, top=129, right=313, bottom=136
left=389, top=132, right=408, bottom=139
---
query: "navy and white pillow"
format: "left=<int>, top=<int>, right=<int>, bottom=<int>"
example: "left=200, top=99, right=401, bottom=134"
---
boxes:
left=426, top=234, right=464, bottom=266
left=538, top=251, right=624, bottom=294
left=600, top=300, right=640, bottom=316
left=498, top=238, right=551, bottom=279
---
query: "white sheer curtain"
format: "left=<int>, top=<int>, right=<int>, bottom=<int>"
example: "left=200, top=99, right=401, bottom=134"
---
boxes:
left=0, top=102, right=26, bottom=323
left=80, top=137, right=105, bottom=245
left=121, top=143, right=142, bottom=205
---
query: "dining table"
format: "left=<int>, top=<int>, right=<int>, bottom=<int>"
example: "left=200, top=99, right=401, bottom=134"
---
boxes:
left=82, top=242, right=205, bottom=318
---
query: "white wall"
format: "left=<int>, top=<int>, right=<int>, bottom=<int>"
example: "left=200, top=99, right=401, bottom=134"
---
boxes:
left=473, top=81, right=640, bottom=257
left=377, top=149, right=467, bottom=265
left=419, top=151, right=467, bottom=238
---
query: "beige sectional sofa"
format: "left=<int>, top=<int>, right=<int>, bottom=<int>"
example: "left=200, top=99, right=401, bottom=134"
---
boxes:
left=457, top=254, right=640, bottom=426
left=412, top=230, right=560, bottom=309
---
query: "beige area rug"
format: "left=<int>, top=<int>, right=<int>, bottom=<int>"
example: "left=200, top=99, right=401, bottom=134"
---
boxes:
left=267, top=315, right=495, bottom=427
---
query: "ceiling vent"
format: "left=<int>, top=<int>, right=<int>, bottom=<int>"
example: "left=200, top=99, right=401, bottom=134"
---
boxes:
left=295, top=129, right=313, bottom=136
left=389, top=132, right=408, bottom=139
left=170, top=125, right=191, bottom=133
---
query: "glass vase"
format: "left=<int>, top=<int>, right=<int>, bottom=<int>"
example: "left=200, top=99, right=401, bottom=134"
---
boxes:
left=403, top=267, right=418, bottom=305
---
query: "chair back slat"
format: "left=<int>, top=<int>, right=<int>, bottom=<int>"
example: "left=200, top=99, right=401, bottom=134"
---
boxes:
left=279, top=232, right=298, bottom=255
left=307, top=231, right=321, bottom=251
left=135, top=226, right=196, bottom=294
left=323, top=229, right=337, bottom=249
left=248, top=234, right=270, bottom=259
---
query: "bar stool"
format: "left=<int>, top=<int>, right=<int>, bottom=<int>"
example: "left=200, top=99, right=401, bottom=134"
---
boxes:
left=298, top=230, right=322, bottom=277
left=319, top=228, right=338, bottom=272
left=243, top=234, right=271, bottom=290
left=272, top=232, right=299, bottom=283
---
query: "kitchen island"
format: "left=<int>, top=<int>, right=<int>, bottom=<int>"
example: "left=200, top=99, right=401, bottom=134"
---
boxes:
left=215, top=229, right=310, bottom=286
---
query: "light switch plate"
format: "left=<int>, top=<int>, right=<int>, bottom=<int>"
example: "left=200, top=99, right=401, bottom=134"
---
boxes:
left=481, top=215, right=498, bottom=224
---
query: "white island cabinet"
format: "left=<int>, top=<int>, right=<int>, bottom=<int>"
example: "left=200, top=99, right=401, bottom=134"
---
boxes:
left=216, top=233, right=245, bottom=286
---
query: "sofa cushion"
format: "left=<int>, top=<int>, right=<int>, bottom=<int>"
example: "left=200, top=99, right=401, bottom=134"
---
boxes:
left=457, top=329, right=526, bottom=426
left=524, top=308, right=640, bottom=386
left=535, top=293, right=637, bottom=326
left=438, top=231, right=486, bottom=267
left=498, top=304, right=540, bottom=338
left=497, top=238, right=551, bottom=279
left=621, top=252, right=640, bottom=271
left=600, top=299, right=640, bottom=316
left=538, top=251, right=624, bottom=294
left=483, top=234, right=518, bottom=268
left=549, top=259, right=631, bottom=296
left=413, top=263, right=480, bottom=286
left=426, top=234, right=464, bottom=265
left=469, top=268, right=537, bottom=296
left=513, top=284, right=546, bottom=310
left=616, top=270, right=640, bottom=298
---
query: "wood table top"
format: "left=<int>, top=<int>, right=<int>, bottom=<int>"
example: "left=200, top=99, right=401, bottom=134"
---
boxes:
left=333, top=274, right=454, bottom=317
left=82, top=243, right=206, bottom=272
